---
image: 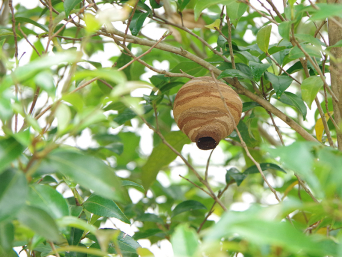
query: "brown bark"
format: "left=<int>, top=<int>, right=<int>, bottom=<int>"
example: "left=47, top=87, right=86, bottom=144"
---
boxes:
left=328, top=0, right=342, bottom=150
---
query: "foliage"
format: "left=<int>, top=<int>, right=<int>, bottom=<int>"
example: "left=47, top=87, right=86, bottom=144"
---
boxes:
left=0, top=0, right=342, bottom=256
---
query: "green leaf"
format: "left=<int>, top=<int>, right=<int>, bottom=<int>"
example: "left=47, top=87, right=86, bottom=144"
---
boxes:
left=265, top=72, right=293, bottom=98
left=178, top=0, right=191, bottom=11
left=218, top=69, right=253, bottom=80
left=0, top=137, right=25, bottom=174
left=310, top=3, right=342, bottom=21
left=194, top=0, right=237, bottom=21
left=47, top=150, right=128, bottom=202
left=64, top=0, right=82, bottom=17
left=62, top=93, right=84, bottom=112
left=257, top=25, right=272, bottom=53
left=15, top=17, right=48, bottom=32
left=249, top=61, right=271, bottom=81
left=226, top=167, right=246, bottom=186
left=229, top=120, right=258, bottom=147
left=301, top=76, right=323, bottom=109
left=327, top=39, right=342, bottom=49
left=17, top=205, right=61, bottom=242
left=0, top=96, right=13, bottom=121
left=242, top=102, right=261, bottom=112
left=0, top=169, right=28, bottom=223
left=278, top=21, right=293, bottom=42
left=0, top=222, right=14, bottom=252
left=205, top=205, right=335, bottom=256
left=136, top=213, right=164, bottom=224
left=55, top=103, right=71, bottom=134
left=226, top=0, right=248, bottom=27
left=114, top=105, right=152, bottom=125
left=277, top=92, right=307, bottom=119
left=122, top=180, right=145, bottom=191
left=0, top=29, right=13, bottom=37
left=288, top=45, right=322, bottom=60
left=35, top=71, right=56, bottom=97
left=141, top=131, right=190, bottom=190
left=83, top=194, right=130, bottom=223
left=171, top=200, right=207, bottom=217
left=73, top=68, right=126, bottom=87
left=129, top=11, right=149, bottom=36
left=244, top=163, right=286, bottom=174
left=295, top=34, right=325, bottom=47
left=268, top=142, right=322, bottom=197
left=171, top=224, right=199, bottom=257
left=1, top=51, right=78, bottom=93
left=57, top=216, right=97, bottom=235
left=170, top=61, right=205, bottom=76
left=28, top=184, right=69, bottom=219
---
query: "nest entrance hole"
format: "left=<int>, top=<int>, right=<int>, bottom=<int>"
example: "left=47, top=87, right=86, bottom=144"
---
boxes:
left=196, top=137, right=217, bottom=150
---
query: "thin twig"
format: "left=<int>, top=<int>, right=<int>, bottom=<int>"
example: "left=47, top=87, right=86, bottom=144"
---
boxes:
left=18, top=24, right=41, bottom=56
left=179, top=175, right=211, bottom=196
left=205, top=149, right=215, bottom=181
left=266, top=54, right=301, bottom=84
left=239, top=0, right=278, bottom=25
left=123, top=0, right=139, bottom=46
left=48, top=242, right=60, bottom=257
left=153, top=14, right=230, bottom=63
left=118, top=32, right=171, bottom=71
left=266, top=0, right=285, bottom=21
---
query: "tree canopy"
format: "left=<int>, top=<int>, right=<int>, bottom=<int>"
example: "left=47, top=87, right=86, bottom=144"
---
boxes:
left=1, top=0, right=342, bottom=256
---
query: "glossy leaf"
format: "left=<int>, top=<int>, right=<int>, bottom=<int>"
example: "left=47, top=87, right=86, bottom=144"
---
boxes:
left=194, top=0, right=236, bottom=21
left=0, top=137, right=25, bottom=174
left=1, top=52, right=78, bottom=92
left=64, top=0, right=82, bottom=17
left=73, top=68, right=126, bottom=88
left=0, top=169, right=28, bottom=223
left=242, top=102, right=261, bottom=112
left=226, top=167, right=246, bottom=186
left=47, top=150, right=128, bottom=202
left=17, top=205, right=61, bottom=242
left=122, top=180, right=145, bottom=191
left=278, top=21, right=293, bottom=42
left=34, top=71, right=56, bottom=96
left=141, top=131, right=190, bottom=190
left=226, top=0, right=248, bottom=27
left=310, top=3, right=342, bottom=21
left=249, top=61, right=271, bottom=81
left=288, top=45, right=322, bottom=60
left=178, top=0, right=191, bottom=11
left=257, top=25, right=272, bottom=53
left=171, top=224, right=199, bottom=257
left=277, top=92, right=307, bottom=119
left=57, top=216, right=97, bottom=235
left=129, top=11, right=149, bottom=36
left=0, top=222, right=14, bottom=252
left=83, top=194, right=130, bottom=223
left=55, top=103, right=71, bottom=133
left=265, top=72, right=293, bottom=98
left=301, top=76, right=323, bottom=109
left=244, top=163, right=286, bottom=174
left=218, top=69, right=252, bottom=80
left=15, top=17, right=48, bottom=32
left=268, top=142, right=322, bottom=197
left=28, top=184, right=69, bottom=219
left=295, top=34, right=325, bottom=47
left=205, top=205, right=335, bottom=256
left=172, top=200, right=207, bottom=217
